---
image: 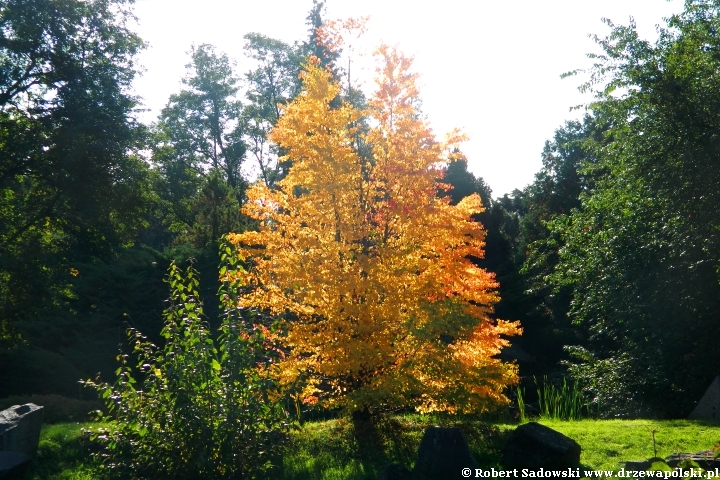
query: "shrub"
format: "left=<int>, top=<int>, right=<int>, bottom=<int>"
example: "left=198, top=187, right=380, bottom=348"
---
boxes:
left=563, top=346, right=661, bottom=418
left=83, top=245, right=290, bottom=479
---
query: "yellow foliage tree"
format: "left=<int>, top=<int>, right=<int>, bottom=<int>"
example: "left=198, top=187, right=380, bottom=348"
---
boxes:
left=228, top=47, right=520, bottom=414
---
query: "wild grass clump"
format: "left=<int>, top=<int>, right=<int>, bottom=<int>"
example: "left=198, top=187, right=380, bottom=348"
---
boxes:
left=535, top=376, right=588, bottom=421
left=516, top=386, right=527, bottom=423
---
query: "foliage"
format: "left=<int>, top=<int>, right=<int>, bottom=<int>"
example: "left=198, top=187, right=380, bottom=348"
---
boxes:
left=547, top=1, right=720, bottom=416
left=0, top=0, right=151, bottom=346
left=0, top=246, right=168, bottom=397
left=534, top=376, right=587, bottom=421
left=496, top=117, right=601, bottom=372
left=243, top=33, right=305, bottom=187
left=152, top=44, right=249, bottom=248
left=440, top=158, right=493, bottom=209
left=83, top=251, right=290, bottom=479
left=562, top=346, right=663, bottom=419
left=230, top=48, right=520, bottom=415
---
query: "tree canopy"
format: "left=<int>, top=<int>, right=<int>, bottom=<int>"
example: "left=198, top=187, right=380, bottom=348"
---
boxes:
left=0, top=0, right=150, bottom=346
left=544, top=1, right=720, bottom=416
left=229, top=49, right=519, bottom=414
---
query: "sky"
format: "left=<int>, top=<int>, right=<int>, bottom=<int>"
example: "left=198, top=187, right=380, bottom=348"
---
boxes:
left=130, top=0, right=684, bottom=197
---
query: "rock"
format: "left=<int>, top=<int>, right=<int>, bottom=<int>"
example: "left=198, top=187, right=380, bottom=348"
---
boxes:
left=623, top=457, right=665, bottom=471
left=377, top=463, right=413, bottom=480
left=665, top=452, right=720, bottom=469
left=689, top=376, right=720, bottom=420
left=0, top=404, right=44, bottom=456
left=623, top=459, right=653, bottom=471
left=412, top=427, right=478, bottom=480
left=0, top=451, right=30, bottom=479
left=502, top=422, right=581, bottom=469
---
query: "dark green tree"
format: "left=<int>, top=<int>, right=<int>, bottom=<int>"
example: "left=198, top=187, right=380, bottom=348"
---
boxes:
left=548, top=1, right=720, bottom=416
left=514, top=117, right=604, bottom=371
left=242, top=33, right=304, bottom=187
left=304, top=0, right=339, bottom=71
left=442, top=158, right=492, bottom=208
left=152, top=44, right=248, bottom=248
left=0, top=0, right=150, bottom=346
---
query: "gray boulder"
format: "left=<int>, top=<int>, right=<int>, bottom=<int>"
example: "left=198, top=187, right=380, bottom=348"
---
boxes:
left=502, top=422, right=581, bottom=469
left=0, top=404, right=44, bottom=456
left=412, top=427, right=478, bottom=480
left=0, top=451, right=30, bottom=479
left=689, top=376, right=720, bottom=420
left=376, top=426, right=479, bottom=480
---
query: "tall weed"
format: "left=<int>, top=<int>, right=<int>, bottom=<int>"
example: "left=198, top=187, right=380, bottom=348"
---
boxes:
left=535, top=376, right=586, bottom=421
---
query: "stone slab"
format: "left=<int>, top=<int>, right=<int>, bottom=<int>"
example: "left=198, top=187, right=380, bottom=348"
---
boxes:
left=502, top=422, right=581, bottom=469
left=0, top=404, right=44, bottom=456
left=689, top=376, right=720, bottom=420
left=0, top=451, right=30, bottom=479
left=412, top=426, right=478, bottom=480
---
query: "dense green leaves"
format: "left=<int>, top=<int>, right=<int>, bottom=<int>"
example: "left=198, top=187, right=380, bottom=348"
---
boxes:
left=0, top=0, right=151, bottom=346
left=84, top=249, right=290, bottom=479
left=547, top=0, right=720, bottom=416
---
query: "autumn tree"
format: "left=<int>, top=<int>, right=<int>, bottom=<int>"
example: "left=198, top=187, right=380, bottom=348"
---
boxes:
left=229, top=48, right=519, bottom=414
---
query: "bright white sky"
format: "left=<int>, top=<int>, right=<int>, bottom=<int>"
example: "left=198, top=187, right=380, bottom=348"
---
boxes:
left=130, top=0, right=683, bottom=197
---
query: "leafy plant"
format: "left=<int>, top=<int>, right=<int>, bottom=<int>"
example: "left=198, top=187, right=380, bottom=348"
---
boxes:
left=535, top=376, right=586, bottom=421
left=83, top=243, right=290, bottom=479
left=516, top=387, right=527, bottom=423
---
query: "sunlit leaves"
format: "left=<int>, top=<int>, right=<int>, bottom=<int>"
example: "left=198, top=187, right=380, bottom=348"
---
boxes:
left=230, top=47, right=519, bottom=414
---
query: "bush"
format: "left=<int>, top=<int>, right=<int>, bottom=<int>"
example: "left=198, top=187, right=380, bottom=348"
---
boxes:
left=563, top=346, right=662, bottom=418
left=83, top=245, right=290, bottom=479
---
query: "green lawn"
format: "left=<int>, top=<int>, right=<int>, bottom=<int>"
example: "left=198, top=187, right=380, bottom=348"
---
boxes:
left=538, top=419, right=720, bottom=472
left=18, top=417, right=720, bottom=479
left=22, top=422, right=106, bottom=480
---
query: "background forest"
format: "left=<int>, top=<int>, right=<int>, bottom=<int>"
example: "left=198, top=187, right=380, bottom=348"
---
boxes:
left=1, top=0, right=720, bottom=422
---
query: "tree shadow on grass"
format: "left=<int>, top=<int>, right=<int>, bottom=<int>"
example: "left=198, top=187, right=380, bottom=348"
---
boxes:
left=352, top=411, right=390, bottom=479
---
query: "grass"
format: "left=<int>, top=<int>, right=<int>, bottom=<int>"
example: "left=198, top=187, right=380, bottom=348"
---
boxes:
left=17, top=417, right=720, bottom=479
left=537, top=419, right=720, bottom=472
left=21, top=422, right=107, bottom=480
left=283, top=414, right=505, bottom=479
